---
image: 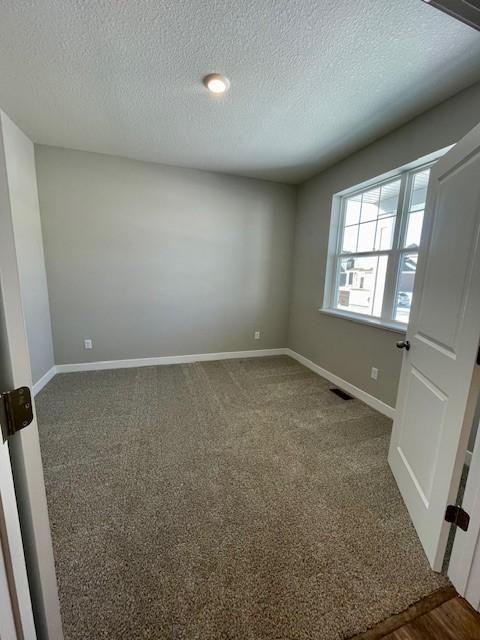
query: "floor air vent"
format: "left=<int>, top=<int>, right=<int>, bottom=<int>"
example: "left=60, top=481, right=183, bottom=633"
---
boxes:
left=330, top=387, right=354, bottom=400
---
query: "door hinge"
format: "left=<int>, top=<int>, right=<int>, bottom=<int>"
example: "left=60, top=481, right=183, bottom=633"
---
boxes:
left=445, top=504, right=470, bottom=532
left=0, top=387, right=34, bottom=442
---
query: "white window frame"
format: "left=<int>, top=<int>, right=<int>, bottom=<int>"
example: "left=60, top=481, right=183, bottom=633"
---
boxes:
left=321, top=147, right=452, bottom=333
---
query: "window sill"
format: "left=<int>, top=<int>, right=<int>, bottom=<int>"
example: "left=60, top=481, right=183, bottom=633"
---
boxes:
left=319, top=308, right=407, bottom=334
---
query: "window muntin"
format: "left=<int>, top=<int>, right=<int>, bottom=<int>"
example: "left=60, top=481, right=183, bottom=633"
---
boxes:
left=328, top=164, right=434, bottom=327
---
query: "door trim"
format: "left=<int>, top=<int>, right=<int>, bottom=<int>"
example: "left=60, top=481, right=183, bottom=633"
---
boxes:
left=0, top=111, right=63, bottom=639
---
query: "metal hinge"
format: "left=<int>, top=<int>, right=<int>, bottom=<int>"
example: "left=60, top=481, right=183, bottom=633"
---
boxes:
left=0, top=387, right=34, bottom=442
left=445, top=504, right=470, bottom=532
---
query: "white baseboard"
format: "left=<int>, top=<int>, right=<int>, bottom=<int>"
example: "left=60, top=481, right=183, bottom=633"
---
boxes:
left=45, top=348, right=396, bottom=420
left=32, top=366, right=57, bottom=396
left=285, top=348, right=396, bottom=419
left=55, top=348, right=287, bottom=373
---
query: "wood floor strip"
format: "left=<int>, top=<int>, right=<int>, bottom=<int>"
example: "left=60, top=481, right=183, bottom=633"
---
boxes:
left=350, top=586, right=458, bottom=640
left=382, top=597, right=480, bottom=639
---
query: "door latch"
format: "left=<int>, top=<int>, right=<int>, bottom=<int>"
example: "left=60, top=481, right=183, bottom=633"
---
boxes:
left=445, top=504, right=470, bottom=532
left=0, top=386, right=34, bottom=442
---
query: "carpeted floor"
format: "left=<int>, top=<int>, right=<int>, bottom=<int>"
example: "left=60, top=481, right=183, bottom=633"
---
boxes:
left=35, top=355, right=448, bottom=640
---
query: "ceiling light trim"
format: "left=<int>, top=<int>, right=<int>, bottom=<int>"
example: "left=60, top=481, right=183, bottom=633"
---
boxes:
left=203, top=73, right=230, bottom=95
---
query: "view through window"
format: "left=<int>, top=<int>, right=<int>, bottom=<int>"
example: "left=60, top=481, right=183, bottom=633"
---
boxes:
left=329, top=165, right=432, bottom=326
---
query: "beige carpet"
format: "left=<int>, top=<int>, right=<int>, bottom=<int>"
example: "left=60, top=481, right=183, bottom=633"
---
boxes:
left=35, top=355, right=448, bottom=639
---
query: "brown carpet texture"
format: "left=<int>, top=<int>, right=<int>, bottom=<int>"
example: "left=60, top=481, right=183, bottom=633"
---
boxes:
left=35, top=355, right=448, bottom=639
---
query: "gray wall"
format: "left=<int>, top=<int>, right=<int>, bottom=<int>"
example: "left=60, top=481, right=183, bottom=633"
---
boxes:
left=35, top=147, right=296, bottom=365
left=1, top=112, right=55, bottom=384
left=288, top=82, right=480, bottom=408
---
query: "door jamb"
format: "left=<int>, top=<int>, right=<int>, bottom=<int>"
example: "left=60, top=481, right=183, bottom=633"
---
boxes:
left=0, top=111, right=63, bottom=639
left=448, top=363, right=480, bottom=609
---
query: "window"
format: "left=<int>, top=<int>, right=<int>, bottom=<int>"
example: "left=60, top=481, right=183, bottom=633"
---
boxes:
left=323, top=161, right=435, bottom=329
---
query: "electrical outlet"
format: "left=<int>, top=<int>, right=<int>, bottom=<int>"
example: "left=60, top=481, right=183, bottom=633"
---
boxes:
left=371, top=367, right=378, bottom=381
left=254, top=330, right=261, bottom=340
left=84, top=338, right=93, bottom=350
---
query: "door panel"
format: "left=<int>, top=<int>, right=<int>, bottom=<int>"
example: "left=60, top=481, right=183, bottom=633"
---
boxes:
left=389, top=121, right=480, bottom=571
left=398, top=367, right=446, bottom=507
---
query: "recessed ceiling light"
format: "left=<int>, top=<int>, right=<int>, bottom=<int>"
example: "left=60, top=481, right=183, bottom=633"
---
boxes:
left=203, top=73, right=230, bottom=95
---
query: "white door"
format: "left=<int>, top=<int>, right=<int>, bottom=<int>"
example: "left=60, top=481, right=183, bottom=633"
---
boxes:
left=0, top=111, right=62, bottom=640
left=0, top=416, right=37, bottom=640
left=0, top=117, right=38, bottom=638
left=388, top=121, right=480, bottom=571
left=0, top=290, right=37, bottom=640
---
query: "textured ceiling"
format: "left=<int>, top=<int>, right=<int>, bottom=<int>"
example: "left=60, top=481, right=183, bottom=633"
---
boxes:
left=0, top=1, right=480, bottom=183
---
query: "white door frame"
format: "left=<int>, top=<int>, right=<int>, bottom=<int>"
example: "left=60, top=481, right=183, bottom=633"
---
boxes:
left=0, top=112, right=63, bottom=638
left=0, top=431, right=37, bottom=639
left=449, top=371, right=480, bottom=610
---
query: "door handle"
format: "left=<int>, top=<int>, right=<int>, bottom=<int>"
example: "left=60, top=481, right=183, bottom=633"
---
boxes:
left=396, top=340, right=410, bottom=351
